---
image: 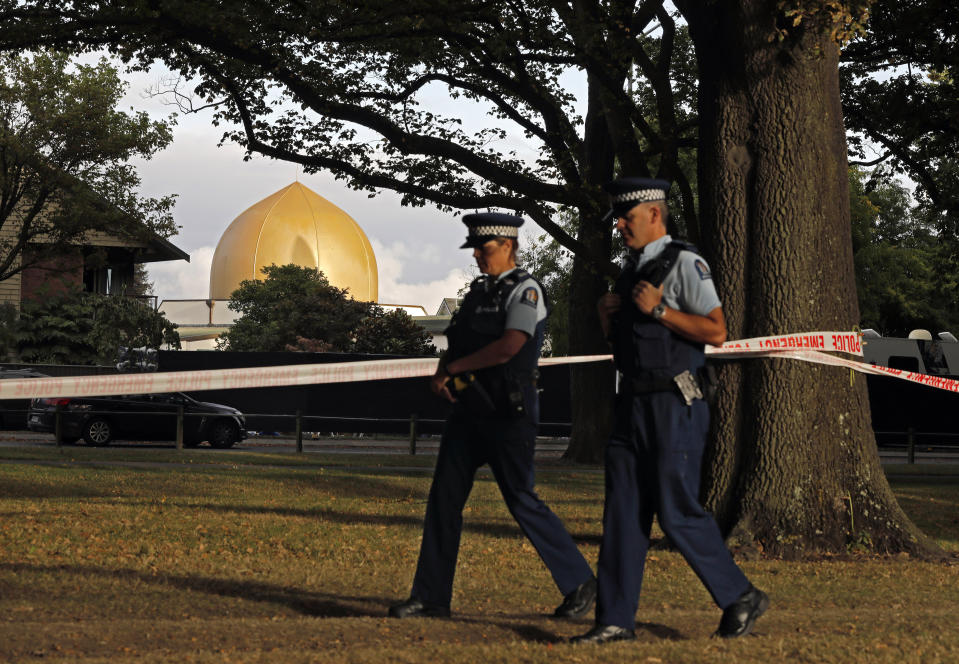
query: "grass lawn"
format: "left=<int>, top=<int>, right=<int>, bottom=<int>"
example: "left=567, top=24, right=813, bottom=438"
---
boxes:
left=0, top=446, right=957, bottom=663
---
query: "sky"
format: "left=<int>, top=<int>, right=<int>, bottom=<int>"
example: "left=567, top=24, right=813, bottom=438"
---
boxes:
left=122, top=64, right=558, bottom=314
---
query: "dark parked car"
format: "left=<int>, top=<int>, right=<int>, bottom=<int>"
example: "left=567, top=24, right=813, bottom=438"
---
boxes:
left=28, top=392, right=247, bottom=448
left=0, top=368, right=49, bottom=430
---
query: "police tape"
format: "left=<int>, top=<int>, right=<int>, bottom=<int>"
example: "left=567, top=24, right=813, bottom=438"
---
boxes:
left=0, top=358, right=442, bottom=401
left=705, top=338, right=959, bottom=395
left=705, top=330, right=863, bottom=356
left=761, top=349, right=959, bottom=394
left=0, top=330, right=944, bottom=401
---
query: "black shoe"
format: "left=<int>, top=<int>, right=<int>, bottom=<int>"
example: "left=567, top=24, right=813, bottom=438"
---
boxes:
left=388, top=597, right=451, bottom=619
left=553, top=576, right=597, bottom=619
left=715, top=585, right=770, bottom=638
left=570, top=624, right=636, bottom=644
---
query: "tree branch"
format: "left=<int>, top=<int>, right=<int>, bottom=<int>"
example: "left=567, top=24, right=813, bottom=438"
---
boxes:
left=524, top=204, right=618, bottom=278
left=150, top=18, right=572, bottom=204
left=850, top=110, right=950, bottom=211
left=848, top=151, right=892, bottom=168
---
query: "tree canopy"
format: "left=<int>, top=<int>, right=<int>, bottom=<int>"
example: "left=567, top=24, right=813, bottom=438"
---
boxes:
left=0, top=0, right=699, bottom=269
left=352, top=307, right=437, bottom=356
left=842, top=0, right=959, bottom=237
left=219, top=263, right=435, bottom=355
left=850, top=167, right=959, bottom=336
left=12, top=288, right=180, bottom=365
left=219, top=264, right=371, bottom=352
left=0, top=50, right=177, bottom=282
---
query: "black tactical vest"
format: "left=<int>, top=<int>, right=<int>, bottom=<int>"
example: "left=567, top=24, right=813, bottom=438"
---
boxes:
left=444, top=268, right=548, bottom=390
left=611, top=241, right=706, bottom=381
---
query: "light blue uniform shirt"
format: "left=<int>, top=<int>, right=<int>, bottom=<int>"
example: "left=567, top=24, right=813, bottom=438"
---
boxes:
left=632, top=234, right=722, bottom=316
left=497, top=267, right=547, bottom=336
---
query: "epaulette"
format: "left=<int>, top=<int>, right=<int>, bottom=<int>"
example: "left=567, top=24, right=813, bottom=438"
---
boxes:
left=500, top=268, right=531, bottom=288
left=469, top=275, right=492, bottom=293
left=668, top=239, right=698, bottom=254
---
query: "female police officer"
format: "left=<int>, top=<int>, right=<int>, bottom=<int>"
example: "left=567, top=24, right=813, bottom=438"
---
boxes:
left=389, top=212, right=596, bottom=620
left=572, top=178, right=769, bottom=643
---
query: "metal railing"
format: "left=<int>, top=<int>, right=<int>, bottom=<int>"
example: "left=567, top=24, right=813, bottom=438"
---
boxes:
left=873, top=429, right=959, bottom=463
left=8, top=406, right=959, bottom=462
left=2, top=407, right=577, bottom=455
left=4, top=407, right=447, bottom=455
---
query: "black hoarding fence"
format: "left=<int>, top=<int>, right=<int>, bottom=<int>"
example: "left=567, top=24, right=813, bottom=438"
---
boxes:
left=157, top=351, right=575, bottom=437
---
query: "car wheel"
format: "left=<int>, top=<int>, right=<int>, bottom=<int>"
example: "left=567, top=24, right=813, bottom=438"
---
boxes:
left=207, top=420, right=238, bottom=449
left=82, top=418, right=113, bottom=446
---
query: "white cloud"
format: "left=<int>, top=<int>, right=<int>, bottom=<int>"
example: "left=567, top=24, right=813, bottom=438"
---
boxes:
left=147, top=246, right=215, bottom=302
left=372, top=239, right=471, bottom=312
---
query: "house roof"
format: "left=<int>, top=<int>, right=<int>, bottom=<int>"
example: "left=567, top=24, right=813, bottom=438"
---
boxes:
left=436, top=297, right=461, bottom=315
left=24, top=166, right=190, bottom=264
left=413, top=315, right=452, bottom=334
left=135, top=233, right=189, bottom=264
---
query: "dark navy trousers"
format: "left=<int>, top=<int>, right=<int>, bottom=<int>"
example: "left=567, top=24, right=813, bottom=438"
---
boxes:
left=410, top=392, right=593, bottom=609
left=596, top=391, right=750, bottom=629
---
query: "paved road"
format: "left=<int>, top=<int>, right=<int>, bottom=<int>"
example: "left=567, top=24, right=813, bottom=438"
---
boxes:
left=3, top=430, right=959, bottom=465
left=0, top=431, right=569, bottom=460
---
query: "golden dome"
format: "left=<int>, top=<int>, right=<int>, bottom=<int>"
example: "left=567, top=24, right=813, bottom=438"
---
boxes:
left=209, top=182, right=378, bottom=302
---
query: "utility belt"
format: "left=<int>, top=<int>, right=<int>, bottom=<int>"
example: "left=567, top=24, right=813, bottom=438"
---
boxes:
left=451, top=369, right=539, bottom=418
left=621, top=365, right=718, bottom=405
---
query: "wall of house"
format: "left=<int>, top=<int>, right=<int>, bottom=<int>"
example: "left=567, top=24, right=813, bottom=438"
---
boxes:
left=0, top=217, right=22, bottom=309
left=19, top=246, right=84, bottom=303
left=0, top=272, right=20, bottom=310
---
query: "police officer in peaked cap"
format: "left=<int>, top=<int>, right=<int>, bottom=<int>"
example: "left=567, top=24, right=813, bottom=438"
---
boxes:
left=572, top=178, right=769, bottom=644
left=389, top=212, right=597, bottom=620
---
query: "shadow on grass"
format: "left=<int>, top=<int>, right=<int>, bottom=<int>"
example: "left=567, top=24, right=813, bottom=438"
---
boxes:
left=0, top=476, right=116, bottom=500
left=508, top=623, right=564, bottom=642
left=175, top=501, right=605, bottom=546
left=636, top=621, right=686, bottom=640
left=0, top=562, right=387, bottom=618
left=451, top=615, right=685, bottom=643
left=0, top=563, right=688, bottom=643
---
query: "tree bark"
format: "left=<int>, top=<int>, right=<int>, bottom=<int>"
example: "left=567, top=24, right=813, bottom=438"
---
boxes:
left=682, top=1, right=940, bottom=557
left=564, top=247, right=615, bottom=463
left=563, top=75, right=617, bottom=463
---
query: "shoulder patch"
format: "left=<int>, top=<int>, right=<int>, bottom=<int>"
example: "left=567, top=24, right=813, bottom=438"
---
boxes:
left=693, top=259, right=712, bottom=281
left=519, top=286, right=539, bottom=307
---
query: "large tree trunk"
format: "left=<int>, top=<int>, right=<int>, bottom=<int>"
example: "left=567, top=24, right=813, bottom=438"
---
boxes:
left=682, top=1, right=940, bottom=557
left=564, top=236, right=615, bottom=463
left=563, top=78, right=617, bottom=463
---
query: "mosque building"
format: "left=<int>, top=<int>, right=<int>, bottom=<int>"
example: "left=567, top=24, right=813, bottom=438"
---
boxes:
left=159, top=181, right=450, bottom=350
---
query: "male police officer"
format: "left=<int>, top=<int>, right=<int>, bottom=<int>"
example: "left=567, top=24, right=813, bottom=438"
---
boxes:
left=572, top=178, right=769, bottom=644
left=389, top=212, right=596, bottom=620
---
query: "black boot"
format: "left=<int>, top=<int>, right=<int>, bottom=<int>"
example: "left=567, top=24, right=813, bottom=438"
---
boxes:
left=570, top=624, right=636, bottom=644
left=553, top=576, right=597, bottom=619
left=388, top=597, right=451, bottom=619
left=715, top=585, right=770, bottom=638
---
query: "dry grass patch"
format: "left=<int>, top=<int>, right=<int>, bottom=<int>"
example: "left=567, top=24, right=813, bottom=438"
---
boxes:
left=0, top=448, right=957, bottom=663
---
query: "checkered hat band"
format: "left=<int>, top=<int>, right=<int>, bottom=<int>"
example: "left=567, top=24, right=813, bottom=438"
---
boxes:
left=612, top=188, right=666, bottom=204
left=469, top=225, right=519, bottom=238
